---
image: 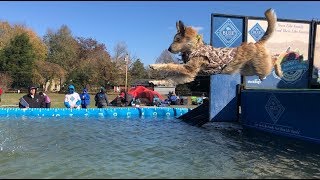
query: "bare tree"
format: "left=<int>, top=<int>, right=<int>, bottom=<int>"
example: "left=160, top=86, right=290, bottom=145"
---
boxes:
left=155, top=49, right=178, bottom=64
left=113, top=41, right=128, bottom=62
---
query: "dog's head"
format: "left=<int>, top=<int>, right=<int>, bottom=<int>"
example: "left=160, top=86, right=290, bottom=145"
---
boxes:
left=168, top=21, right=203, bottom=54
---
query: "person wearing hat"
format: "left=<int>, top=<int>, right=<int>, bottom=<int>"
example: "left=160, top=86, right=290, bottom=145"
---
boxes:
left=80, top=88, right=90, bottom=108
left=19, top=85, right=45, bottom=108
left=94, top=86, right=109, bottom=108
left=64, top=84, right=81, bottom=109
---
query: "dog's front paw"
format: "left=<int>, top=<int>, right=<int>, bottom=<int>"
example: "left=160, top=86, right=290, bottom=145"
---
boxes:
left=149, top=64, right=156, bottom=70
left=149, top=64, right=165, bottom=70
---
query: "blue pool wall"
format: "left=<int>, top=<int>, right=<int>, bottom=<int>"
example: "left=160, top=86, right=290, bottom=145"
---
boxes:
left=0, top=107, right=191, bottom=118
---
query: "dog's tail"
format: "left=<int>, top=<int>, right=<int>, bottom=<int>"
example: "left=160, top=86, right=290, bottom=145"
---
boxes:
left=256, top=8, right=277, bottom=44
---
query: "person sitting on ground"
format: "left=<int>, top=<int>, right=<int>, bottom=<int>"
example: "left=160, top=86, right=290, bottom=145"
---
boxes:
left=19, top=85, right=46, bottom=108
left=117, top=90, right=133, bottom=106
left=169, top=92, right=178, bottom=105
left=123, top=92, right=133, bottom=106
left=153, top=94, right=161, bottom=106
left=39, top=92, right=51, bottom=108
left=80, top=88, right=90, bottom=108
left=94, top=87, right=109, bottom=108
left=64, top=84, right=81, bottom=109
left=118, top=90, right=125, bottom=106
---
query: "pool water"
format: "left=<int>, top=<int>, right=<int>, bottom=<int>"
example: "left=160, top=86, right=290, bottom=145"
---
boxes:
left=1, top=116, right=320, bottom=178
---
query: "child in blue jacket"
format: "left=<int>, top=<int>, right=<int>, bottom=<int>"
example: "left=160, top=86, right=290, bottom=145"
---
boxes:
left=80, top=88, right=90, bottom=108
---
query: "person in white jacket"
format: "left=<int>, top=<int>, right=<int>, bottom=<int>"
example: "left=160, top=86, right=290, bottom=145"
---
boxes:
left=64, top=84, right=81, bottom=109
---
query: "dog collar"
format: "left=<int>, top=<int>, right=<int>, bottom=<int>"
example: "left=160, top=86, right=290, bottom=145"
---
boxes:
left=196, top=34, right=201, bottom=41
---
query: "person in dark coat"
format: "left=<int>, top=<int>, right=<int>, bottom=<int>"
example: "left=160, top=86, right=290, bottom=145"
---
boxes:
left=19, top=85, right=45, bottom=108
left=94, top=87, right=109, bottom=108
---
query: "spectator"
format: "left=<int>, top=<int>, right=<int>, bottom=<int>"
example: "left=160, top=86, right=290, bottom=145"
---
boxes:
left=39, top=92, right=51, bottom=108
left=118, top=89, right=133, bottom=106
left=80, top=88, right=90, bottom=108
left=19, top=85, right=45, bottom=108
left=94, top=87, right=109, bottom=108
left=169, top=92, right=178, bottom=105
left=64, top=84, right=81, bottom=109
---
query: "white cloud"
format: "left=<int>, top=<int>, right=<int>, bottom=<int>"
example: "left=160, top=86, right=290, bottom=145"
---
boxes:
left=168, top=26, right=203, bottom=31
left=192, top=26, right=204, bottom=32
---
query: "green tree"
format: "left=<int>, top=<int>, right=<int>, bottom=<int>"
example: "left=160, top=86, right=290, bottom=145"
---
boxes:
left=73, top=37, right=114, bottom=89
left=129, top=59, right=148, bottom=80
left=43, top=25, right=79, bottom=71
left=0, top=21, right=47, bottom=61
left=66, top=68, right=92, bottom=90
left=1, top=33, right=36, bottom=88
left=34, top=60, right=66, bottom=91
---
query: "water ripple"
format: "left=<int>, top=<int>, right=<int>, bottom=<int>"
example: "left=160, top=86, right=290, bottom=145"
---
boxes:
left=1, top=117, right=320, bottom=178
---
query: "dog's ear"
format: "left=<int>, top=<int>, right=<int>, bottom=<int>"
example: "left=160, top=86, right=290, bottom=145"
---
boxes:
left=176, top=20, right=185, bottom=35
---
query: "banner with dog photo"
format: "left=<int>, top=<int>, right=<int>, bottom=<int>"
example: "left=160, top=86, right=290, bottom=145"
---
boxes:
left=311, top=23, right=320, bottom=87
left=245, top=19, right=311, bottom=89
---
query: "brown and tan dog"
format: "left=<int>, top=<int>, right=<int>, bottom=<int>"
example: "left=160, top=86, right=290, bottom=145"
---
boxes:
left=150, top=8, right=283, bottom=85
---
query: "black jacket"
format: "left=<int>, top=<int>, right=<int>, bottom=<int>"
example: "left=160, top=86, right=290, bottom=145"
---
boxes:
left=94, top=92, right=109, bottom=108
left=19, top=94, right=46, bottom=108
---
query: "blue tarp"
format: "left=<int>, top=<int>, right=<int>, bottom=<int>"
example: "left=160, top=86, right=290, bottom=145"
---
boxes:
left=0, top=107, right=191, bottom=119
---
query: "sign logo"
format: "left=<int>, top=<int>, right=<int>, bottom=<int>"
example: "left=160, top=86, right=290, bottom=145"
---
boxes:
left=215, top=18, right=242, bottom=47
left=249, top=23, right=265, bottom=42
left=265, top=94, right=285, bottom=124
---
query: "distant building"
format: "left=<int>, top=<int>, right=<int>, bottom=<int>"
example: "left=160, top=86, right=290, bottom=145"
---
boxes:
left=131, top=79, right=176, bottom=95
left=45, top=78, right=61, bottom=92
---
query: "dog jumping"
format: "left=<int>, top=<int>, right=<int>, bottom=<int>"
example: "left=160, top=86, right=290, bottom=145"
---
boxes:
left=149, top=8, right=283, bottom=85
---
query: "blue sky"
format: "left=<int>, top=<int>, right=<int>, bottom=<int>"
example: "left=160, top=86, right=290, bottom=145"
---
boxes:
left=0, top=1, right=320, bottom=66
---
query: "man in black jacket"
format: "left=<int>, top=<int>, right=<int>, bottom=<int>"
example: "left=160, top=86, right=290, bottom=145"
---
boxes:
left=19, top=85, right=46, bottom=108
left=94, top=87, right=109, bottom=108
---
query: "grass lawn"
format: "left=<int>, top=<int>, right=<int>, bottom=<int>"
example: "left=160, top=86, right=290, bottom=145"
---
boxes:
left=0, top=92, right=118, bottom=108
left=0, top=92, right=198, bottom=108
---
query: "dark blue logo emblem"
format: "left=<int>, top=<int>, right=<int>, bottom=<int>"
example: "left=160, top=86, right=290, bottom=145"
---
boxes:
left=265, top=94, right=285, bottom=124
left=215, top=18, right=242, bottom=47
left=249, top=23, right=265, bottom=42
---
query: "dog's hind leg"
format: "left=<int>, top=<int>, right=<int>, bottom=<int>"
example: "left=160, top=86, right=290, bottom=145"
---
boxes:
left=251, top=54, right=274, bottom=80
left=221, top=59, right=248, bottom=75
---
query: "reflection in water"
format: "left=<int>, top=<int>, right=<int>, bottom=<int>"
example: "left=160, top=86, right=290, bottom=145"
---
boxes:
left=0, top=117, right=320, bottom=178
